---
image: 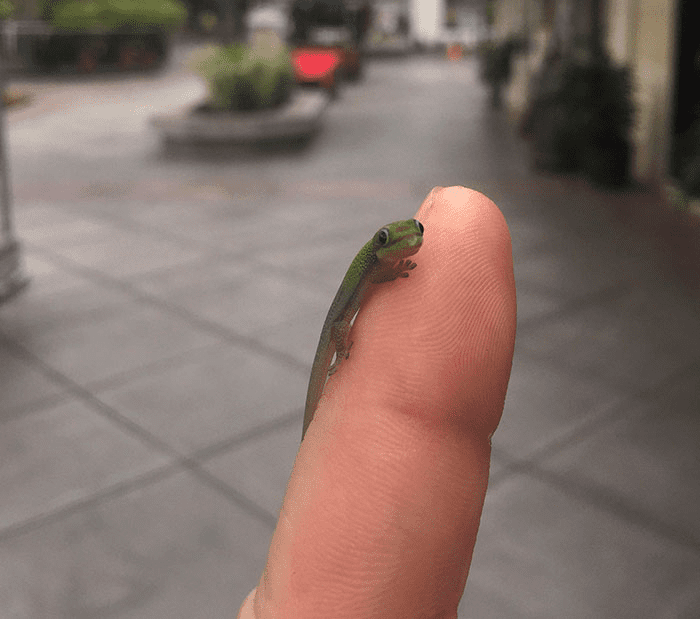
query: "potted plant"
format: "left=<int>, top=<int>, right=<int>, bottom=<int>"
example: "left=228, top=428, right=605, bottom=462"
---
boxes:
left=193, top=38, right=295, bottom=112
left=524, top=50, right=634, bottom=187
left=581, top=57, right=634, bottom=187
left=666, top=119, right=700, bottom=216
left=151, top=19, right=329, bottom=146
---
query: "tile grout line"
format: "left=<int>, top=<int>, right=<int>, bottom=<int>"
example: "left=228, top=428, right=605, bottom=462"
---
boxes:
left=18, top=199, right=254, bottom=269
left=488, top=358, right=700, bottom=556
left=22, top=243, right=310, bottom=376
left=0, top=334, right=223, bottom=419
left=0, top=464, right=180, bottom=544
left=0, top=337, right=282, bottom=536
left=192, top=409, right=300, bottom=464
left=20, top=203, right=383, bottom=295
left=184, top=463, right=278, bottom=528
left=490, top=457, right=700, bottom=557
left=80, top=341, right=226, bottom=393
left=492, top=354, right=700, bottom=475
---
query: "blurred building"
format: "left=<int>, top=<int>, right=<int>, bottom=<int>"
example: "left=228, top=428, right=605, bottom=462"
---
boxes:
left=232, top=0, right=487, bottom=49
left=488, top=0, right=696, bottom=189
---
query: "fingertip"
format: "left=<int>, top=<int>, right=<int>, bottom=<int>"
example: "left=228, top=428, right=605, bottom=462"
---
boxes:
left=416, top=185, right=512, bottom=262
left=406, top=185, right=516, bottom=434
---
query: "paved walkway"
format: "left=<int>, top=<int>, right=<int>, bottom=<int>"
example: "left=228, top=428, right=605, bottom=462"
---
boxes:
left=1, top=47, right=699, bottom=618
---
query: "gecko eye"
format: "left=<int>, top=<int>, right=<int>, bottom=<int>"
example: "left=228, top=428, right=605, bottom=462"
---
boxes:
left=378, top=228, right=390, bottom=245
left=414, top=219, right=424, bottom=234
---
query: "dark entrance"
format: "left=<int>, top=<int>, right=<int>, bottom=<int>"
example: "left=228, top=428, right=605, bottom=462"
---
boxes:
left=670, top=0, right=700, bottom=178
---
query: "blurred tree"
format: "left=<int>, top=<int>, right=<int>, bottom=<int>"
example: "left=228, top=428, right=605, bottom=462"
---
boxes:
left=0, top=0, right=14, bottom=19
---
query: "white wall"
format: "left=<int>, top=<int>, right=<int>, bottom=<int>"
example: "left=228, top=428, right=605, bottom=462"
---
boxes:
left=410, top=0, right=445, bottom=44
left=606, top=0, right=636, bottom=65
left=606, top=0, right=676, bottom=182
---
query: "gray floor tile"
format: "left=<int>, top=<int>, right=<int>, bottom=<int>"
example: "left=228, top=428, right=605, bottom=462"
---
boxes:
left=14, top=201, right=85, bottom=233
left=201, top=422, right=299, bottom=518
left=253, top=228, right=387, bottom=289
left=487, top=450, right=509, bottom=479
left=516, top=284, right=700, bottom=391
left=513, top=211, right=665, bottom=300
left=17, top=252, right=96, bottom=296
left=130, top=257, right=329, bottom=337
left=461, top=474, right=700, bottom=619
left=0, top=346, right=66, bottom=420
left=514, top=245, right=627, bottom=299
left=121, top=205, right=265, bottom=255
left=494, top=352, right=632, bottom=459
left=1, top=280, right=136, bottom=339
left=23, top=217, right=117, bottom=249
left=539, top=369, right=700, bottom=546
left=514, top=284, right=567, bottom=325
left=110, top=200, right=238, bottom=230
left=249, top=307, right=326, bottom=367
left=178, top=199, right=380, bottom=261
left=128, top=254, right=254, bottom=296
left=97, top=343, right=306, bottom=456
left=504, top=212, right=562, bottom=256
left=0, top=398, right=170, bottom=533
left=46, top=229, right=206, bottom=278
left=10, top=305, right=220, bottom=385
left=0, top=469, right=271, bottom=618
left=514, top=176, right=624, bottom=238
left=118, top=197, right=307, bottom=257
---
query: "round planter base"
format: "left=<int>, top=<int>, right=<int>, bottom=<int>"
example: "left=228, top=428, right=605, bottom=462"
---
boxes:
left=151, top=89, right=330, bottom=145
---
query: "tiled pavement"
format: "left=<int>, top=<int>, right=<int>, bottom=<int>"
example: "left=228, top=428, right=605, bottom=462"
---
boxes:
left=1, top=47, right=700, bottom=617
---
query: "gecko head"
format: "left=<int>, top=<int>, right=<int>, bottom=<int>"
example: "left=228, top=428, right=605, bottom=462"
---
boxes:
left=374, top=219, right=424, bottom=262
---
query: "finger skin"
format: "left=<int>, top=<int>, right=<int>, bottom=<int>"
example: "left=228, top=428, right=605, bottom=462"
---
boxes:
left=238, top=186, right=516, bottom=619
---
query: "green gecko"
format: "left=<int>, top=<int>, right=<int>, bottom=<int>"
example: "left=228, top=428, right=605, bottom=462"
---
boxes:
left=302, top=219, right=424, bottom=441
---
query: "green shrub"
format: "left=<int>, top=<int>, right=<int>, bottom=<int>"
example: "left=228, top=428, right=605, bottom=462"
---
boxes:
left=100, top=0, right=187, bottom=31
left=51, top=0, right=187, bottom=32
left=195, top=42, right=295, bottom=111
left=0, top=0, right=15, bottom=19
left=52, top=1, right=103, bottom=30
left=675, top=120, right=700, bottom=199
left=525, top=52, right=634, bottom=187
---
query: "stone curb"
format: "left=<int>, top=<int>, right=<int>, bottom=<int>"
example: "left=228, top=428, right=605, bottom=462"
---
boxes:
left=150, top=88, right=330, bottom=144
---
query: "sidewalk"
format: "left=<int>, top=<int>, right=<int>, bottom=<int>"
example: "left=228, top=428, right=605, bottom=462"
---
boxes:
left=1, top=52, right=699, bottom=617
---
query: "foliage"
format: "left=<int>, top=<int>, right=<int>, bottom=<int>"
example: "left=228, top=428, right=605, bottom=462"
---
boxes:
left=51, top=1, right=102, bottom=30
left=0, top=0, right=14, bottom=19
left=524, top=52, right=635, bottom=187
left=51, top=0, right=187, bottom=32
left=194, top=41, right=295, bottom=111
left=674, top=120, right=700, bottom=199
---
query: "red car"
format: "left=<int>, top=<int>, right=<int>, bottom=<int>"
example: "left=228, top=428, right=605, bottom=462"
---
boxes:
left=289, top=0, right=363, bottom=96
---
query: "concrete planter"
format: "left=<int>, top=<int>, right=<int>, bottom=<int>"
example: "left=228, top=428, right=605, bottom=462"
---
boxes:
left=151, top=88, right=330, bottom=145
